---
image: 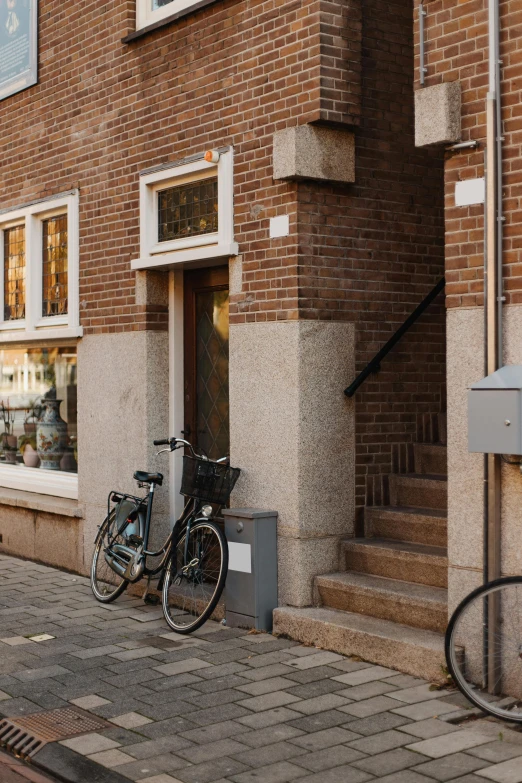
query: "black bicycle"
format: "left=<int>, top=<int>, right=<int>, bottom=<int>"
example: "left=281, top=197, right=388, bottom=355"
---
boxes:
left=90, top=437, right=240, bottom=633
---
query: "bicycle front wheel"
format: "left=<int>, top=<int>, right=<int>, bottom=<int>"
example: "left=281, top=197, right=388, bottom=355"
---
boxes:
left=162, top=520, right=228, bottom=634
left=446, top=576, right=522, bottom=722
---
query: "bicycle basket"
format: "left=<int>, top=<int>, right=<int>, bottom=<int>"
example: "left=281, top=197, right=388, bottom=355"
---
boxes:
left=181, top=456, right=240, bottom=505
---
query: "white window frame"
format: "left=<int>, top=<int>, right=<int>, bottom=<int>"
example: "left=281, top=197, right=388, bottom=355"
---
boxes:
left=0, top=192, right=81, bottom=500
left=133, top=148, right=238, bottom=271
left=136, top=0, right=199, bottom=30
left=0, top=192, right=81, bottom=344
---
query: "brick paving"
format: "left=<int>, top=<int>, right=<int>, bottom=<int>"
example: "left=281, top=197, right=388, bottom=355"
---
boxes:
left=1, top=554, right=522, bottom=783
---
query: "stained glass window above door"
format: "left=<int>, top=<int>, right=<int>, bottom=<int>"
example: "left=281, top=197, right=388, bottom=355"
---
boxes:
left=158, top=178, right=218, bottom=243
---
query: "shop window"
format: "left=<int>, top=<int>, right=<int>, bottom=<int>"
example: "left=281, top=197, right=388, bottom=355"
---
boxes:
left=0, top=346, right=77, bottom=498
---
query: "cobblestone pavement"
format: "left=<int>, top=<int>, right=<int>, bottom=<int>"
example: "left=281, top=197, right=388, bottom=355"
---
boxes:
left=2, top=554, right=522, bottom=783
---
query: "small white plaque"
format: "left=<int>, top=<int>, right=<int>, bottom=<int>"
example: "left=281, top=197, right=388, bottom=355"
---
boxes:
left=269, top=215, right=290, bottom=238
left=455, top=178, right=485, bottom=207
left=228, top=542, right=252, bottom=573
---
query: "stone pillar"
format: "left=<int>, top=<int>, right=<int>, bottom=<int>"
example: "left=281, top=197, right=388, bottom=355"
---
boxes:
left=77, top=329, right=170, bottom=573
left=229, top=320, right=355, bottom=607
left=446, top=307, right=484, bottom=614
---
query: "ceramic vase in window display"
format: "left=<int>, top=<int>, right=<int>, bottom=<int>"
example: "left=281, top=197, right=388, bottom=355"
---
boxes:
left=36, top=399, right=67, bottom=470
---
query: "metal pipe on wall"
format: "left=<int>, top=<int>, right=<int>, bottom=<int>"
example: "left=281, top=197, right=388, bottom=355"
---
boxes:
left=485, top=0, right=503, bottom=692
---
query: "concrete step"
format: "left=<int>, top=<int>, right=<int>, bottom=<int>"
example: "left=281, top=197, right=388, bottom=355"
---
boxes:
left=316, top=571, right=447, bottom=633
left=273, top=605, right=448, bottom=683
left=343, top=538, right=448, bottom=588
left=414, top=443, right=447, bottom=476
left=389, top=473, right=447, bottom=511
left=364, top=506, right=447, bottom=548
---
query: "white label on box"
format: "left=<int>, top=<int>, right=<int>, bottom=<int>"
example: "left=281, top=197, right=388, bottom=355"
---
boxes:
left=455, top=178, right=485, bottom=207
left=269, top=215, right=290, bottom=238
left=228, top=542, right=252, bottom=573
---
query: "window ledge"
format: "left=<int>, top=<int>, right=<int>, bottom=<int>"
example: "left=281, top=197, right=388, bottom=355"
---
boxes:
left=131, top=243, right=239, bottom=271
left=0, top=486, right=83, bottom=518
left=0, top=326, right=83, bottom=344
left=122, top=0, right=221, bottom=43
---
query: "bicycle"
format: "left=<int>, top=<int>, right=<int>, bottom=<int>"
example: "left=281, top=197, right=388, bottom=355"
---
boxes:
left=90, top=436, right=240, bottom=634
left=445, top=577, right=522, bottom=722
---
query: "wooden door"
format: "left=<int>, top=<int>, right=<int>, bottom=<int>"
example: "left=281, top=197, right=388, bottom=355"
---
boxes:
left=183, top=266, right=230, bottom=460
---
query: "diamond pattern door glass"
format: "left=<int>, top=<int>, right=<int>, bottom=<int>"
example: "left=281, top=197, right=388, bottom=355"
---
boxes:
left=4, top=225, right=26, bottom=321
left=195, top=289, right=229, bottom=460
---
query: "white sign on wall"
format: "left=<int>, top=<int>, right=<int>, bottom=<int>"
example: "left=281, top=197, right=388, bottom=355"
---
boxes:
left=455, top=178, right=485, bottom=207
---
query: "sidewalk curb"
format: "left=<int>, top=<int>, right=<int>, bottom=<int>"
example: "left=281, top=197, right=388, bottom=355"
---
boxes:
left=32, top=743, right=130, bottom=783
left=0, top=709, right=129, bottom=783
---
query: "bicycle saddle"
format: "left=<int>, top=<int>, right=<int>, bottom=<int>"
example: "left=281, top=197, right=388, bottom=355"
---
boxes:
left=133, top=471, right=163, bottom=486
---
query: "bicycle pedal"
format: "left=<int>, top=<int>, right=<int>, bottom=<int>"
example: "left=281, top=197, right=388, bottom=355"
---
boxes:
left=143, top=594, right=160, bottom=605
left=127, top=534, right=143, bottom=546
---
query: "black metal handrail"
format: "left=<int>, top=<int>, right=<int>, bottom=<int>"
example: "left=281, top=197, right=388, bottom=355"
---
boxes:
left=344, top=277, right=445, bottom=397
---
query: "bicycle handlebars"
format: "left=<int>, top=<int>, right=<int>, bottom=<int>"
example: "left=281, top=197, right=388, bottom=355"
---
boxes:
left=153, top=436, right=229, bottom=463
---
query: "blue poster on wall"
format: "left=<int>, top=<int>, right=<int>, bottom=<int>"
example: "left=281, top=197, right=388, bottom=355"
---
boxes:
left=0, top=0, right=37, bottom=102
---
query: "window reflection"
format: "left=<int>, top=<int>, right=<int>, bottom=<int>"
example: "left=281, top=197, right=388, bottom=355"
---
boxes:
left=0, top=347, right=77, bottom=473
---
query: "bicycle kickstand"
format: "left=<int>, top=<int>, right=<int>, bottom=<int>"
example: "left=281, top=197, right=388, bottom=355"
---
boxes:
left=142, top=574, right=160, bottom=606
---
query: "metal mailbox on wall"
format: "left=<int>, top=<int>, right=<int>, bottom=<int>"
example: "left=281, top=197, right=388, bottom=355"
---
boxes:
left=468, top=366, right=522, bottom=454
left=223, top=508, right=278, bottom=631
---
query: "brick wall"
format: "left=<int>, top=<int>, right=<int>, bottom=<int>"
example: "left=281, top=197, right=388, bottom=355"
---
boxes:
left=299, top=0, right=446, bottom=516
left=0, top=0, right=447, bottom=516
left=413, top=0, right=522, bottom=309
left=0, top=0, right=361, bottom=333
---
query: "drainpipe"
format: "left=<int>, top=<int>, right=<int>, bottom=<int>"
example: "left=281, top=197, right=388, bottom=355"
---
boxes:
left=484, top=0, right=503, bottom=692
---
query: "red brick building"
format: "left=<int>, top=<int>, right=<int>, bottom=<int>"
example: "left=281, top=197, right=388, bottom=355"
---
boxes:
left=4, top=0, right=509, bottom=681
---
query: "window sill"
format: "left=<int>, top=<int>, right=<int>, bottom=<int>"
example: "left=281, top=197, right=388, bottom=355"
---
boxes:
left=0, top=326, right=83, bottom=344
left=131, top=242, right=239, bottom=271
left=0, top=464, right=78, bottom=500
left=122, top=0, right=221, bottom=43
left=0, top=485, right=83, bottom=518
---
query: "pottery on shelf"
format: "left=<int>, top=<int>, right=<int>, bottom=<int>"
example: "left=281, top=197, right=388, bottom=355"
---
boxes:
left=22, top=444, right=40, bottom=468
left=4, top=451, right=17, bottom=464
left=60, top=450, right=77, bottom=472
left=6, top=434, right=17, bottom=449
left=36, top=399, right=67, bottom=471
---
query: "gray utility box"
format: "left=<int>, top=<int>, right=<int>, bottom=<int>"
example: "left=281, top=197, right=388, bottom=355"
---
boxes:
left=468, top=366, right=522, bottom=454
left=223, top=508, right=278, bottom=632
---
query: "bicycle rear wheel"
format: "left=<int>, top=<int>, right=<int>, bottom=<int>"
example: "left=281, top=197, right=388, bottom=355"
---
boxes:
left=91, top=512, right=129, bottom=603
left=162, top=520, right=228, bottom=634
left=445, top=576, right=522, bottom=722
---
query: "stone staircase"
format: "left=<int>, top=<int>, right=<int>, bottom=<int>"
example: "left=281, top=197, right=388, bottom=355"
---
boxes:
left=274, top=417, right=449, bottom=682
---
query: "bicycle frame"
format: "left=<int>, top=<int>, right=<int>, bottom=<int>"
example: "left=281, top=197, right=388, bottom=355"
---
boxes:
left=102, top=483, right=204, bottom=586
